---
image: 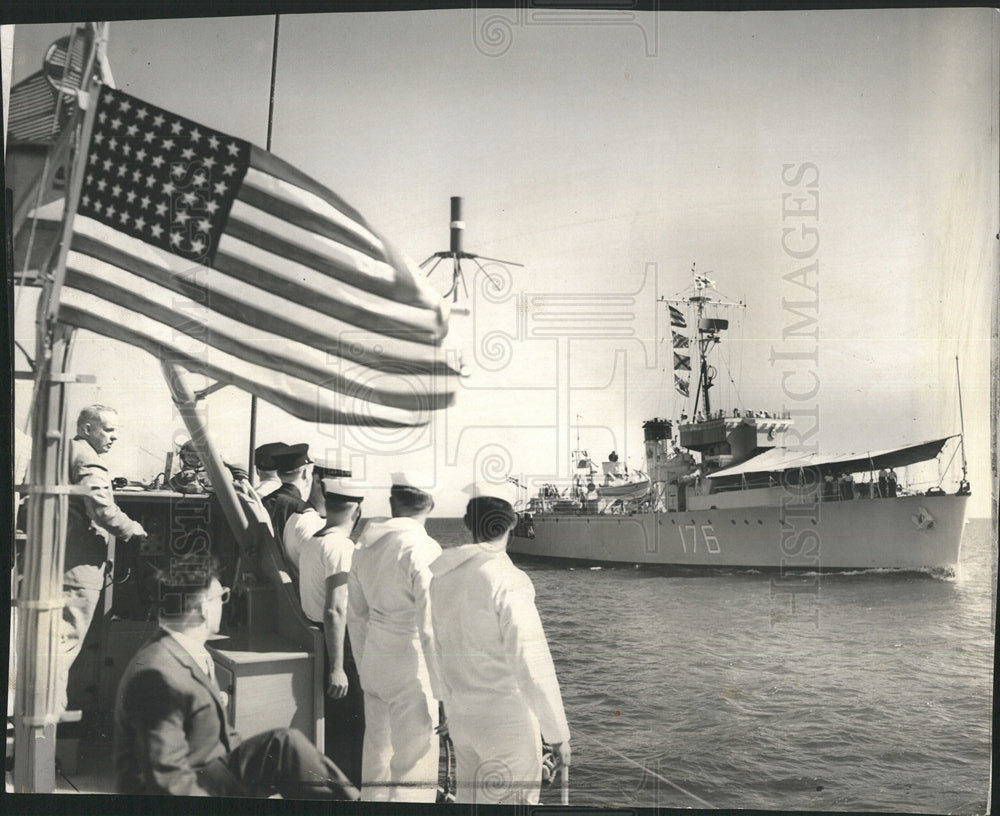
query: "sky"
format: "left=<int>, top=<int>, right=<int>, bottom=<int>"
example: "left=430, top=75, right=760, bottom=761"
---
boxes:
left=6, top=8, right=997, bottom=518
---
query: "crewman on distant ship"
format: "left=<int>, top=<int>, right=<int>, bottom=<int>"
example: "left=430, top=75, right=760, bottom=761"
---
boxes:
left=878, top=469, right=889, bottom=498
left=887, top=468, right=898, bottom=497
left=839, top=472, right=855, bottom=501
left=428, top=481, right=570, bottom=805
left=823, top=473, right=836, bottom=502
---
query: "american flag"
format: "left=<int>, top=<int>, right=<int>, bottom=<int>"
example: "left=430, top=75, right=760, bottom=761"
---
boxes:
left=37, top=84, right=459, bottom=427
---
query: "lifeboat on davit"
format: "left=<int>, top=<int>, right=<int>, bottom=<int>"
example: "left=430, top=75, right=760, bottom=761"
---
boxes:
left=596, top=470, right=650, bottom=501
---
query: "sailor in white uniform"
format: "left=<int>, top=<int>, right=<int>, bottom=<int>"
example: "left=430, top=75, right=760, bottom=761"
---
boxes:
left=428, top=481, right=571, bottom=805
left=299, top=476, right=365, bottom=788
left=346, top=471, right=443, bottom=802
left=283, top=454, right=348, bottom=573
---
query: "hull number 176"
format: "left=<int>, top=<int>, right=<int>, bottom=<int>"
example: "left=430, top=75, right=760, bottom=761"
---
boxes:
left=679, top=523, right=721, bottom=554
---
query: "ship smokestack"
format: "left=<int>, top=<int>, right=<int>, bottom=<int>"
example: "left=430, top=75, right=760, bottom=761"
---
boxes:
left=643, top=418, right=679, bottom=512
left=643, top=418, right=672, bottom=442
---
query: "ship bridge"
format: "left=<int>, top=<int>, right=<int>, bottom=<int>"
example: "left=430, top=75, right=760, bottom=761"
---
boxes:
left=678, top=409, right=793, bottom=471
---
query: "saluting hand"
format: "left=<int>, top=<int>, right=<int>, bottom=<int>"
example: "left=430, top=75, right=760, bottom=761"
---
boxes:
left=327, top=668, right=349, bottom=699
left=551, top=741, right=571, bottom=771
left=435, top=702, right=449, bottom=738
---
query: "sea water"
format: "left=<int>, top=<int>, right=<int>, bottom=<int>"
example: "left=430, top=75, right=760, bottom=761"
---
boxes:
left=425, top=517, right=994, bottom=813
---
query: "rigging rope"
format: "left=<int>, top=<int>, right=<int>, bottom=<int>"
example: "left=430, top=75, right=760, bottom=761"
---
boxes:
left=936, top=443, right=960, bottom=488
left=587, top=739, right=718, bottom=809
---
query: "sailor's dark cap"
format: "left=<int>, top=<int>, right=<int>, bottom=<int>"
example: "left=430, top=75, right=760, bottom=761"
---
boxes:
left=254, top=441, right=288, bottom=471
left=271, top=443, right=312, bottom=473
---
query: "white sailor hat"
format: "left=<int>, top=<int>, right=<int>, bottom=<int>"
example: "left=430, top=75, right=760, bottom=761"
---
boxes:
left=321, top=476, right=364, bottom=503
left=312, top=453, right=351, bottom=480
left=462, top=479, right=518, bottom=506
left=390, top=470, right=435, bottom=496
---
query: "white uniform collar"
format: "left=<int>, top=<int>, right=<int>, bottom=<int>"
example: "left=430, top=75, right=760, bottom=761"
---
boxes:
left=358, top=515, right=426, bottom=547
left=382, top=516, right=425, bottom=530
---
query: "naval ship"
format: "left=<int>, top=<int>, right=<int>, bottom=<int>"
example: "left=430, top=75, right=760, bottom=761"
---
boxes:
left=509, top=273, right=970, bottom=574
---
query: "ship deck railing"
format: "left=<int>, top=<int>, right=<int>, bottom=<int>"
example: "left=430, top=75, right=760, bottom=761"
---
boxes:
left=704, top=480, right=949, bottom=502
left=679, top=408, right=793, bottom=425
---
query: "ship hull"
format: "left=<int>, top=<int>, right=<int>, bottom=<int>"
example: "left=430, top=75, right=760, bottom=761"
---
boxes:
left=510, top=494, right=968, bottom=573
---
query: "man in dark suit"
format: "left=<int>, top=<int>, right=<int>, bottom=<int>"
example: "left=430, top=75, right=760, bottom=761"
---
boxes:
left=113, top=557, right=358, bottom=799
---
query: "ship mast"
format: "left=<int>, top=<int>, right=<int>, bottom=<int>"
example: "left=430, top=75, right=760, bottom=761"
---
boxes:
left=661, top=265, right=744, bottom=418
left=691, top=275, right=712, bottom=415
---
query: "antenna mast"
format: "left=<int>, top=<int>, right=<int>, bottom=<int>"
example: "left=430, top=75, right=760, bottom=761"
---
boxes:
left=693, top=274, right=711, bottom=415
left=421, top=196, right=523, bottom=304
left=661, top=264, right=743, bottom=418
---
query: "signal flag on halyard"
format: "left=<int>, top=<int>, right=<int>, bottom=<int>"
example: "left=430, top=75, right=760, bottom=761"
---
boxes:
left=674, top=375, right=689, bottom=397
left=671, top=331, right=688, bottom=349
left=673, top=352, right=691, bottom=372
left=669, top=305, right=686, bottom=328
left=35, top=85, right=460, bottom=428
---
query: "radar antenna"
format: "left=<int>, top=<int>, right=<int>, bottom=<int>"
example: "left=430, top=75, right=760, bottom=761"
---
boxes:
left=420, top=197, right=522, bottom=303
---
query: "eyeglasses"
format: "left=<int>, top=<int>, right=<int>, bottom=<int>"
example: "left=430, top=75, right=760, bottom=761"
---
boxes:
left=206, top=587, right=231, bottom=605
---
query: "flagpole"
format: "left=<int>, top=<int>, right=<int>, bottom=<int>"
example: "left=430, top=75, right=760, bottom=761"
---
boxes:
left=248, top=14, right=282, bottom=479
left=14, top=66, right=102, bottom=792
